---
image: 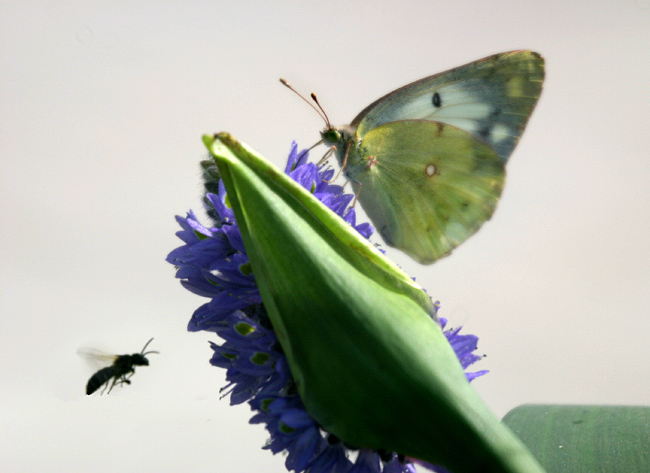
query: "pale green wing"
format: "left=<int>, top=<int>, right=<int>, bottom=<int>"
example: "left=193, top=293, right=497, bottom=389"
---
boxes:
left=351, top=50, right=544, bottom=163
left=350, top=120, right=505, bottom=264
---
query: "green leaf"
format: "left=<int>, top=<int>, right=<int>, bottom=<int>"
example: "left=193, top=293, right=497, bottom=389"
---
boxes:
left=204, top=133, right=545, bottom=473
left=503, top=404, right=650, bottom=472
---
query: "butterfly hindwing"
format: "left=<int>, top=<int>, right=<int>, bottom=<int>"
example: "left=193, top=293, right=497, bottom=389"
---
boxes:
left=352, top=50, right=544, bottom=163
left=349, top=121, right=505, bottom=264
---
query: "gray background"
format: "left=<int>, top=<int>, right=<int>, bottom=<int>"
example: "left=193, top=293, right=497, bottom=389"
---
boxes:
left=2, top=1, right=649, bottom=472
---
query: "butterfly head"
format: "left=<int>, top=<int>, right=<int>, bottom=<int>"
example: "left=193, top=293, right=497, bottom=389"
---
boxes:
left=320, top=128, right=341, bottom=147
left=320, top=124, right=356, bottom=148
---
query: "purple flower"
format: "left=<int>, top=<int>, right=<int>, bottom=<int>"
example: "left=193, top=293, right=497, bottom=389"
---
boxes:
left=168, top=142, right=488, bottom=473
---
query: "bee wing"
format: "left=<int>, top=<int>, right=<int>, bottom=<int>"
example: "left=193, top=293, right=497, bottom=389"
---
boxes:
left=77, top=347, right=119, bottom=365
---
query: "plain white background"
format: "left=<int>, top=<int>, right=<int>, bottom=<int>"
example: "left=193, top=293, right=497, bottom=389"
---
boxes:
left=2, top=1, right=649, bottom=472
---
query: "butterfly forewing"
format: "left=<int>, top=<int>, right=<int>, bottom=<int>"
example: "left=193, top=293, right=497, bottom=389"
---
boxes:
left=352, top=121, right=505, bottom=264
left=352, top=50, right=544, bottom=163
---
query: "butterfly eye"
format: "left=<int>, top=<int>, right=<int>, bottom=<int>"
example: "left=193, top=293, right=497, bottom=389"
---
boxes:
left=320, top=129, right=341, bottom=146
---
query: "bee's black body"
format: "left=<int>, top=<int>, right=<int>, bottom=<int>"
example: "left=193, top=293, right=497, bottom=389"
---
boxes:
left=85, top=339, right=158, bottom=395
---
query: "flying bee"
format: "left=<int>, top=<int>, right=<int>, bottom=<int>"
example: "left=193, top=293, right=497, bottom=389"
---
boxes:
left=79, top=338, right=159, bottom=395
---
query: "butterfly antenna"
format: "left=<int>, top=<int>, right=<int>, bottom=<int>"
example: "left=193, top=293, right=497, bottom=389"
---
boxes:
left=280, top=78, right=328, bottom=126
left=310, top=93, right=332, bottom=129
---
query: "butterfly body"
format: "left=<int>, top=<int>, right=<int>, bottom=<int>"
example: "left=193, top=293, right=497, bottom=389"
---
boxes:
left=316, top=50, right=544, bottom=264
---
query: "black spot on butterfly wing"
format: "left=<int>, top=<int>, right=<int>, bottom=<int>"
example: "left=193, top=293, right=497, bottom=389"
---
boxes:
left=478, top=126, right=491, bottom=140
left=432, top=92, right=442, bottom=108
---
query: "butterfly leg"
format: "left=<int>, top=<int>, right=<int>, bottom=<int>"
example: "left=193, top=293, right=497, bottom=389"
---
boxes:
left=351, top=181, right=362, bottom=208
left=325, top=142, right=352, bottom=183
left=317, top=147, right=334, bottom=166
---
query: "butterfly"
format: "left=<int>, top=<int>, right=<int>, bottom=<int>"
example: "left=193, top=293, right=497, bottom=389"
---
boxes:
left=284, top=50, right=544, bottom=264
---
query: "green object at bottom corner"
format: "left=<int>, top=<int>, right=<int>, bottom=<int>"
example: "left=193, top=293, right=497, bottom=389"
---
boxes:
left=503, top=404, right=650, bottom=473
